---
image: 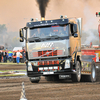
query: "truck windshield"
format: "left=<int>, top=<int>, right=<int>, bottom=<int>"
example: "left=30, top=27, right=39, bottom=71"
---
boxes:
left=29, top=25, right=69, bottom=38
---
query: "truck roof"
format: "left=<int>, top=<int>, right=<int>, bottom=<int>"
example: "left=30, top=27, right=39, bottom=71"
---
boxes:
left=26, top=18, right=69, bottom=28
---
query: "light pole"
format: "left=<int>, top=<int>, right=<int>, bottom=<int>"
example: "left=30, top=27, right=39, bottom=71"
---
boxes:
left=98, top=20, right=100, bottom=47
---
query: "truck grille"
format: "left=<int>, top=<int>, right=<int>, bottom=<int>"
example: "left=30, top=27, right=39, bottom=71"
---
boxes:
left=38, top=50, right=62, bottom=57
left=32, top=50, right=63, bottom=57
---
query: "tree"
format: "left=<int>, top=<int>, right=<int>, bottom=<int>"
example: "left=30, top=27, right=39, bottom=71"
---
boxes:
left=0, top=24, right=7, bottom=34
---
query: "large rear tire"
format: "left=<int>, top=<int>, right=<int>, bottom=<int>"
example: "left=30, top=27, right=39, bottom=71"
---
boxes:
left=71, top=61, right=81, bottom=82
left=81, top=60, right=96, bottom=82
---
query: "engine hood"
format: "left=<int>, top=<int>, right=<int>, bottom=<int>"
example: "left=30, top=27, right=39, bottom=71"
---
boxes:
left=27, top=39, right=70, bottom=60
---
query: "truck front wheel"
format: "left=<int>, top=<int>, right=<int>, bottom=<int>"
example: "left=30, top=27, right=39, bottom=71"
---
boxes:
left=71, top=61, right=81, bottom=82
left=29, top=77, right=40, bottom=83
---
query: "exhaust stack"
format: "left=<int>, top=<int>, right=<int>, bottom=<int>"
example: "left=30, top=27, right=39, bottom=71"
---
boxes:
left=36, top=0, right=49, bottom=20
left=41, top=17, right=45, bottom=21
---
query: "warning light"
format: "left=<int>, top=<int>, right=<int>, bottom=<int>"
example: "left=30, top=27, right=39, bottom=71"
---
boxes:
left=96, top=12, right=100, bottom=17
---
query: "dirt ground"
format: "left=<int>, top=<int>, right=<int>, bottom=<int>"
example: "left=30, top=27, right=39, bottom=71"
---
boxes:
left=0, top=63, right=100, bottom=100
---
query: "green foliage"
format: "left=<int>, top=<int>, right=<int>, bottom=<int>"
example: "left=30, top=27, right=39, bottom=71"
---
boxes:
left=0, top=24, right=7, bottom=34
left=0, top=24, right=23, bottom=48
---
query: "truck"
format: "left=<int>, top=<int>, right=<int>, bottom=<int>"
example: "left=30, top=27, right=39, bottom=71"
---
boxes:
left=19, top=16, right=96, bottom=83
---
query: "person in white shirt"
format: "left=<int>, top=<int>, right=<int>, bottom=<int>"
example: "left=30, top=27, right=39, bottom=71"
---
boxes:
left=16, top=50, right=21, bottom=63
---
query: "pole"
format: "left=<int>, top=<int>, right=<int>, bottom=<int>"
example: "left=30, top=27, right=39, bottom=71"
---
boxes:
left=99, top=33, right=100, bottom=47
left=20, top=82, right=27, bottom=100
left=98, top=23, right=100, bottom=47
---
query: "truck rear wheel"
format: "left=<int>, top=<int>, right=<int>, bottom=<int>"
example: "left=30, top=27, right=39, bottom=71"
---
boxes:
left=81, top=60, right=96, bottom=82
left=29, top=77, right=40, bottom=83
left=71, top=61, right=81, bottom=82
left=90, top=60, right=96, bottom=82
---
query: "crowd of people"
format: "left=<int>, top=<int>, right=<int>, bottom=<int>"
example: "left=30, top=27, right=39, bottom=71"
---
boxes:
left=0, top=49, right=26, bottom=64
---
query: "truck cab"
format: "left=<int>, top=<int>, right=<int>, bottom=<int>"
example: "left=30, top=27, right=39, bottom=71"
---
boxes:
left=19, top=17, right=96, bottom=83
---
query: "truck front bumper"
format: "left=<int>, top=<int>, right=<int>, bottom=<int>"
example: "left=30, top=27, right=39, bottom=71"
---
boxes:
left=27, top=70, right=77, bottom=77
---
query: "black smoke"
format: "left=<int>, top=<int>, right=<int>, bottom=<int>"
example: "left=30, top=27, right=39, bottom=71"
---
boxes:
left=36, top=0, right=49, bottom=17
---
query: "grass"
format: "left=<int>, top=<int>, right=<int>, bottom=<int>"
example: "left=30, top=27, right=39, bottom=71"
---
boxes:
left=0, top=60, right=26, bottom=65
left=0, top=62, right=25, bottom=65
left=0, top=60, right=26, bottom=77
left=0, top=70, right=26, bottom=77
left=0, top=74, right=25, bottom=77
left=0, top=70, right=26, bottom=72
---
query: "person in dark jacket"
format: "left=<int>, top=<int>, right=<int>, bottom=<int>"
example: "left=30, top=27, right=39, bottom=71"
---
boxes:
left=22, top=51, right=26, bottom=62
left=0, top=51, right=2, bottom=62
left=3, top=50, right=7, bottom=62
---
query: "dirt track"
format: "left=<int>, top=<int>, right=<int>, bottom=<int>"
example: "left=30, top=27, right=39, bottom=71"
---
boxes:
left=0, top=64, right=100, bottom=100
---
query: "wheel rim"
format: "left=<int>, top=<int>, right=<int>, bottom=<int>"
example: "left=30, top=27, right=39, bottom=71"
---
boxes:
left=92, top=65, right=95, bottom=79
left=77, top=66, right=81, bottom=77
left=77, top=62, right=81, bottom=81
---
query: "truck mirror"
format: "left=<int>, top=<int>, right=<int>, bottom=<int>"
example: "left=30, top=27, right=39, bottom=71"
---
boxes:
left=19, top=28, right=24, bottom=38
left=19, top=28, right=24, bottom=42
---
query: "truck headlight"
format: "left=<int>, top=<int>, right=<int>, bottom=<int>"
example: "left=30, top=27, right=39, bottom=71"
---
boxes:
left=64, top=59, right=70, bottom=69
left=28, top=62, right=33, bottom=71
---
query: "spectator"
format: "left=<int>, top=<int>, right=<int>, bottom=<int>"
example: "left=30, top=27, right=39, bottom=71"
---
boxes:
left=8, top=50, right=13, bottom=62
left=13, top=52, right=16, bottom=56
left=3, top=50, right=7, bottom=63
left=13, top=52, right=16, bottom=63
left=1, top=51, right=3, bottom=62
left=22, top=51, right=26, bottom=62
left=24, top=51, right=26, bottom=61
left=16, top=50, right=21, bottom=64
left=0, top=51, right=2, bottom=62
left=6, top=49, right=8, bottom=61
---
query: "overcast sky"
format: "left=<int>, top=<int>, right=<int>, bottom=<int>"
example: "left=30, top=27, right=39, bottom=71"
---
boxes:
left=0, top=0, right=100, bottom=32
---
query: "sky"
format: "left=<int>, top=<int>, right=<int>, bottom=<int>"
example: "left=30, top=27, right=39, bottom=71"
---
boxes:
left=0, top=0, right=100, bottom=45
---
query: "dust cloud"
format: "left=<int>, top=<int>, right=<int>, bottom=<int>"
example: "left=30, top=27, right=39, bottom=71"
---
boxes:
left=45, top=0, right=100, bottom=45
left=0, top=0, right=100, bottom=48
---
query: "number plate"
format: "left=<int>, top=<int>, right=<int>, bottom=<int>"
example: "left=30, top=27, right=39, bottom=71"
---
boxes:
left=43, top=72, right=54, bottom=75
